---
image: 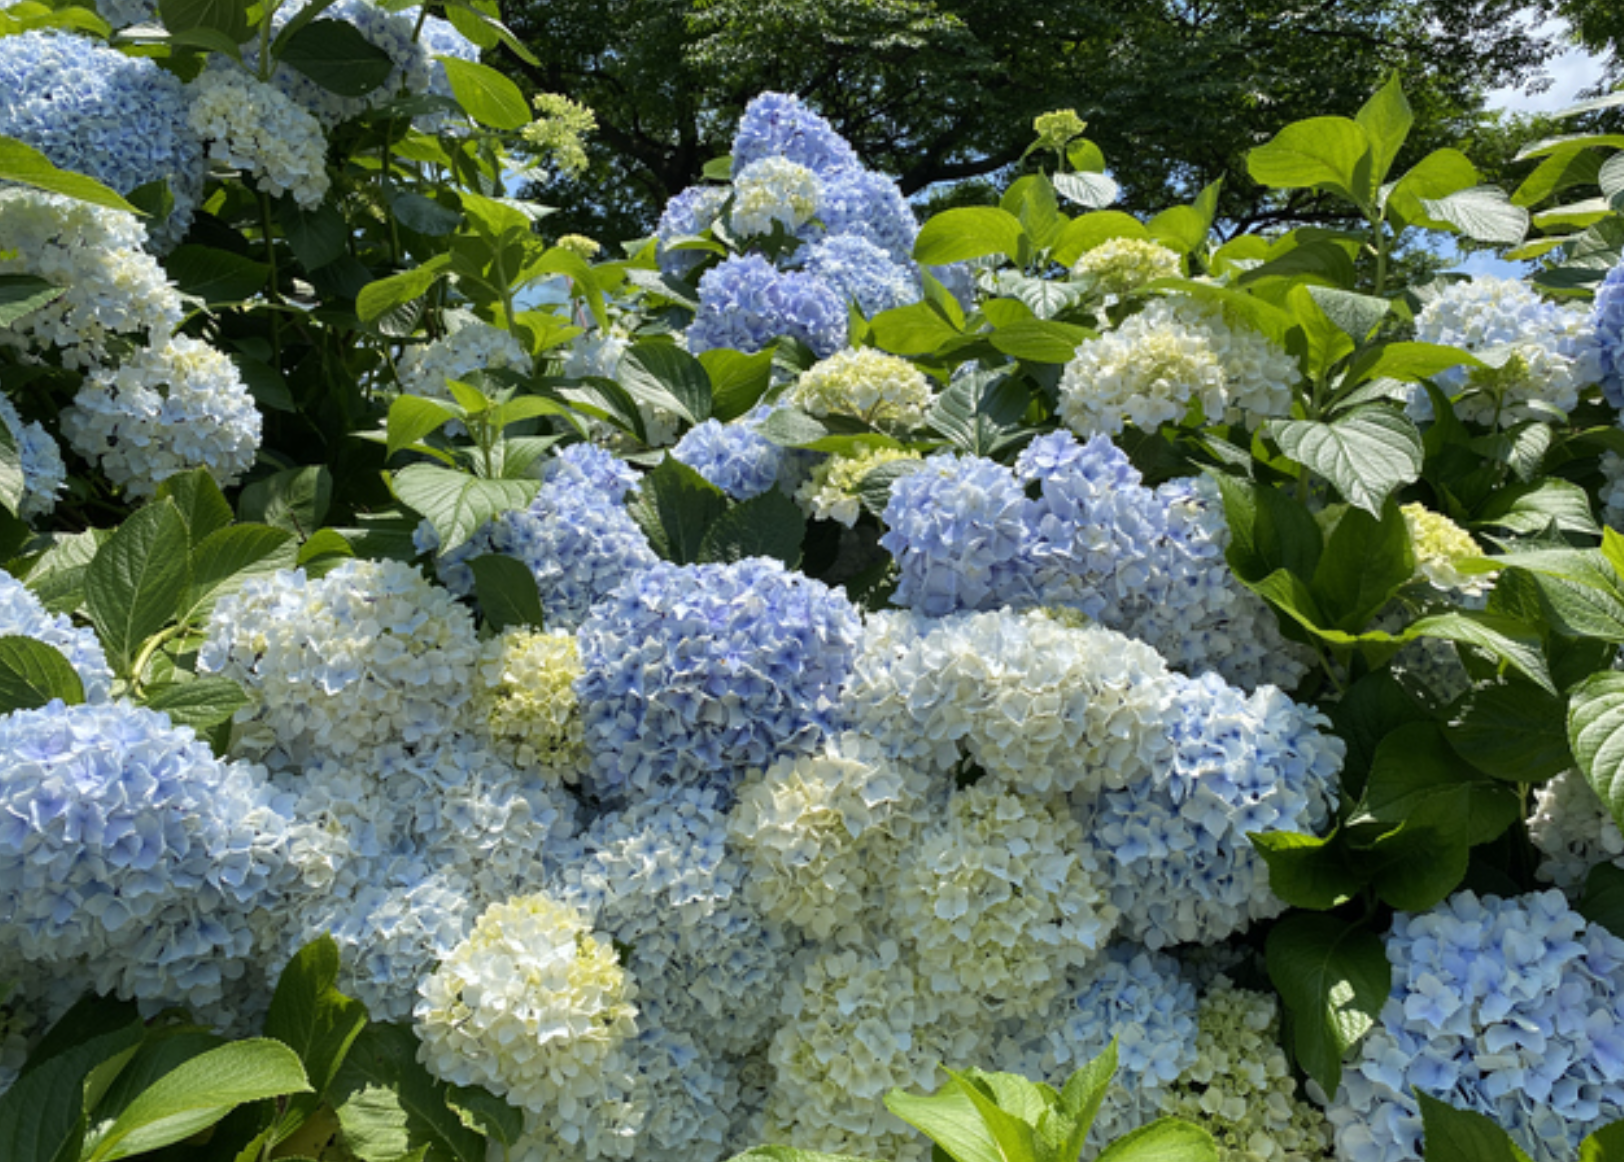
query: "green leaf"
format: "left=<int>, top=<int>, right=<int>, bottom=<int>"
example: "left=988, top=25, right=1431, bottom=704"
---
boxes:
left=438, top=57, right=530, bottom=129
left=725, top=1150, right=877, bottom=1162
left=1057, top=1040, right=1116, bottom=1149
left=1496, top=558, right=1624, bottom=643
left=701, top=348, right=774, bottom=422
left=278, top=200, right=349, bottom=270
left=1051, top=170, right=1117, bottom=210
left=165, top=245, right=271, bottom=304
left=1358, top=722, right=1521, bottom=847
left=330, top=1023, right=485, bottom=1162
left=859, top=457, right=927, bottom=518
left=356, top=254, right=452, bottom=325
left=468, top=554, right=546, bottom=631
left=1247, top=116, right=1373, bottom=209
left=155, top=469, right=234, bottom=544
left=157, top=0, right=249, bottom=40
left=0, top=418, right=21, bottom=518
left=386, top=395, right=461, bottom=460
left=1475, top=479, right=1599, bottom=536
left=279, top=19, right=395, bottom=97
left=1581, top=1121, right=1624, bottom=1162
left=884, top=1085, right=1004, bottom=1162
left=1146, top=205, right=1210, bottom=255
left=1579, top=863, right=1624, bottom=941
left=1311, top=501, right=1414, bottom=632
left=942, top=1071, right=1042, bottom=1162
left=1095, top=1117, right=1217, bottom=1162
left=393, top=193, right=463, bottom=238
left=1265, top=914, right=1389, bottom=1095
left=392, top=465, right=538, bottom=556
left=445, top=1084, right=523, bottom=1147
left=1569, top=671, right=1624, bottom=835
left=1270, top=407, right=1422, bottom=516
left=988, top=318, right=1089, bottom=363
left=1249, top=830, right=1359, bottom=910
left=181, top=524, right=299, bottom=625
left=0, top=636, right=85, bottom=713
left=1053, top=211, right=1149, bottom=267
left=0, top=273, right=64, bottom=328
left=264, top=936, right=369, bottom=1148
left=1414, top=1091, right=1534, bottom=1162
left=86, top=500, right=191, bottom=677
left=1361, top=793, right=1473, bottom=911
left=913, top=206, right=1026, bottom=265
left=1354, top=75, right=1412, bottom=187
left=1406, top=611, right=1553, bottom=695
left=698, top=488, right=806, bottom=569
left=1417, top=187, right=1530, bottom=245
left=1347, top=340, right=1480, bottom=385
left=1306, top=285, right=1390, bottom=342
left=1002, top=174, right=1064, bottom=251
left=628, top=457, right=729, bottom=566
left=0, top=1009, right=144, bottom=1162
left=0, top=135, right=140, bottom=214
left=620, top=341, right=713, bottom=426
left=870, top=300, right=964, bottom=356
left=927, top=370, right=1032, bottom=458
left=84, top=1039, right=310, bottom=1161
left=1387, top=148, right=1480, bottom=228
left=1445, top=680, right=1572, bottom=783
left=1213, top=474, right=1323, bottom=584
left=141, top=677, right=249, bottom=734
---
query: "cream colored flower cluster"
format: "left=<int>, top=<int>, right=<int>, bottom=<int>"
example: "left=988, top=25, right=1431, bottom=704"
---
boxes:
left=795, top=446, right=921, bottom=527
left=729, top=156, right=820, bottom=238
left=188, top=67, right=331, bottom=209
left=728, top=732, right=936, bottom=939
left=474, top=628, right=588, bottom=784
left=1059, top=297, right=1297, bottom=437
left=1401, top=502, right=1493, bottom=597
left=1528, top=768, right=1624, bottom=892
left=788, top=347, right=934, bottom=429
left=415, top=893, right=637, bottom=1118
left=1072, top=237, right=1182, bottom=297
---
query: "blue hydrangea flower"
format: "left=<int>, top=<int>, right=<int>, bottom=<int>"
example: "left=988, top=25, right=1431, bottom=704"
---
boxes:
left=800, top=234, right=920, bottom=317
left=0, top=571, right=112, bottom=702
left=879, top=453, right=1033, bottom=616
left=688, top=254, right=848, bottom=358
left=656, top=185, right=730, bottom=278
left=731, top=92, right=862, bottom=177
left=1328, top=890, right=1624, bottom=1162
left=671, top=407, right=794, bottom=500
left=575, top=558, right=862, bottom=803
left=1593, top=261, right=1624, bottom=411
left=0, top=700, right=292, bottom=1013
left=432, top=446, right=657, bottom=630
left=1083, top=670, right=1343, bottom=948
left=810, top=166, right=919, bottom=265
left=0, top=31, right=202, bottom=249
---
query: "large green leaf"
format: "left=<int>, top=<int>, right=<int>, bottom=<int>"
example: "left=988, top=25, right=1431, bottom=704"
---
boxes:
left=155, top=469, right=234, bottom=544
left=884, top=1084, right=1004, bottom=1162
left=85, top=500, right=192, bottom=678
left=330, top=1023, right=485, bottom=1162
left=0, top=135, right=140, bottom=214
left=1095, top=1117, right=1217, bottom=1162
left=356, top=254, right=453, bottom=324
left=0, top=1008, right=144, bottom=1162
left=141, top=677, right=250, bottom=734
left=1445, top=680, right=1572, bottom=783
left=869, top=300, right=964, bottom=355
left=619, top=341, right=713, bottom=426
left=180, top=524, right=299, bottom=626
left=1265, top=914, right=1390, bottom=1094
left=468, top=554, right=546, bottom=631
left=0, top=636, right=85, bottom=714
left=1414, top=1091, right=1534, bottom=1162
left=1581, top=1120, right=1624, bottom=1162
left=1357, top=722, right=1521, bottom=848
left=264, top=936, right=369, bottom=1144
left=1270, top=408, right=1422, bottom=516
left=726, top=1150, right=877, bottom=1162
left=164, top=245, right=270, bottom=304
left=698, top=490, right=805, bottom=569
left=1249, top=830, right=1360, bottom=910
left=628, top=457, right=729, bottom=566
left=913, top=206, right=1026, bottom=265
left=0, top=417, right=25, bottom=519
left=158, top=0, right=249, bottom=40
left=438, top=57, right=531, bottom=129
left=278, top=19, right=395, bottom=97
left=701, top=348, right=774, bottom=422
left=1247, top=117, right=1372, bottom=208
left=1569, top=672, right=1624, bottom=835
left=1417, top=187, right=1530, bottom=244
left=82, top=1040, right=310, bottom=1161
left=391, top=465, right=538, bottom=556
left=1310, top=501, right=1414, bottom=632
left=1405, top=611, right=1553, bottom=695
left=1580, top=863, right=1624, bottom=941
left=1354, top=74, right=1412, bottom=187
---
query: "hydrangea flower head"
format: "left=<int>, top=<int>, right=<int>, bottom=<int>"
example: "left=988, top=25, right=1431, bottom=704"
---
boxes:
left=1410, top=277, right=1596, bottom=427
left=795, top=446, right=921, bottom=527
left=1328, top=890, right=1624, bottom=1161
left=730, top=156, right=820, bottom=237
left=63, top=335, right=262, bottom=498
left=1085, top=670, right=1342, bottom=948
left=0, top=699, right=291, bottom=1013
left=199, top=559, right=482, bottom=766
left=473, top=628, right=588, bottom=784
left=688, top=254, right=848, bottom=358
left=671, top=408, right=795, bottom=501
left=656, top=185, right=730, bottom=278
left=575, top=557, right=862, bottom=802
left=0, top=31, right=202, bottom=249
left=0, top=572, right=112, bottom=701
left=731, top=92, right=862, bottom=177
left=1593, top=261, right=1624, bottom=410
left=1402, top=503, right=1492, bottom=597
left=800, top=234, right=921, bottom=316
left=0, top=397, right=66, bottom=521
left=188, top=66, right=330, bottom=209
left=809, top=167, right=919, bottom=265
left=1528, top=769, right=1623, bottom=893
left=788, top=346, right=933, bottom=430
left=1072, top=237, right=1183, bottom=297
left=415, top=892, right=637, bottom=1117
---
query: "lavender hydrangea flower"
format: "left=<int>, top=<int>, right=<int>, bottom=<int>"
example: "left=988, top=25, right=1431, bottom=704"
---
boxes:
left=809, top=167, right=919, bottom=265
left=0, top=31, right=203, bottom=249
left=1594, top=261, right=1624, bottom=411
left=800, top=234, right=921, bottom=317
left=730, top=92, right=862, bottom=177
left=657, top=185, right=730, bottom=278
left=688, top=254, right=847, bottom=358
left=0, top=572, right=112, bottom=702
left=0, top=396, right=65, bottom=521
left=671, top=407, right=794, bottom=500
left=575, top=557, right=862, bottom=802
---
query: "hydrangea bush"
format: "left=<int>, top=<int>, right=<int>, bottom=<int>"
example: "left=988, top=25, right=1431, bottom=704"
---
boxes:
left=3, top=19, right=1624, bottom=1162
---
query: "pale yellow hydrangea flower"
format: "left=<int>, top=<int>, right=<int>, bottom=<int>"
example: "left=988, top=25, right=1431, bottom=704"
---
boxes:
left=1402, top=502, right=1494, bottom=596
left=795, top=446, right=922, bottom=527
left=523, top=93, right=597, bottom=179
left=1072, top=237, right=1183, bottom=297
left=788, top=347, right=934, bottom=429
left=472, top=628, right=587, bottom=784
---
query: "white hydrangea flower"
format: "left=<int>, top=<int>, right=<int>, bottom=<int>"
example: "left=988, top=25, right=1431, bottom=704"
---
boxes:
left=728, top=731, right=937, bottom=940
left=888, top=783, right=1118, bottom=1019
left=472, top=628, right=588, bottom=784
left=187, top=66, right=330, bottom=210
left=787, top=347, right=934, bottom=430
left=1401, top=503, right=1493, bottom=597
left=0, top=395, right=65, bottom=520
left=1072, top=236, right=1183, bottom=297
left=1161, top=979, right=1334, bottom=1161
left=198, top=559, right=483, bottom=767
left=62, top=335, right=262, bottom=498
left=1059, top=297, right=1296, bottom=437
left=1410, top=277, right=1596, bottom=427
left=729, top=156, right=820, bottom=238
left=794, top=446, right=920, bottom=527
left=396, top=314, right=531, bottom=404
left=0, top=188, right=183, bottom=368
left=1528, top=769, right=1624, bottom=893
left=414, top=893, right=637, bottom=1118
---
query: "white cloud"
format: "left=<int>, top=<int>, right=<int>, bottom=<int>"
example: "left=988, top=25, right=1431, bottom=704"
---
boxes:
left=1486, top=21, right=1612, bottom=115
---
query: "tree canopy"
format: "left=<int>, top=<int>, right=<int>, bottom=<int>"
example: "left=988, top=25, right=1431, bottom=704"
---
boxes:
left=506, top=0, right=1574, bottom=243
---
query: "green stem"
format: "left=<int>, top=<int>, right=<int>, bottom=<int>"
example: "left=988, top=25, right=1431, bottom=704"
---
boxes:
left=1371, top=216, right=1389, bottom=299
left=128, top=624, right=182, bottom=697
left=258, top=192, right=284, bottom=371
